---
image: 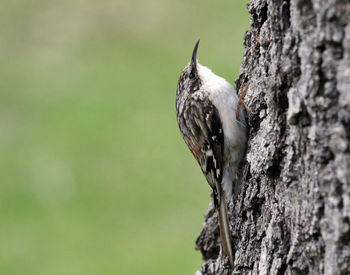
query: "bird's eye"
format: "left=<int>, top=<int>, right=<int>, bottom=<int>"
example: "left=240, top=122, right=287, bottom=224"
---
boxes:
left=189, top=72, right=195, bottom=79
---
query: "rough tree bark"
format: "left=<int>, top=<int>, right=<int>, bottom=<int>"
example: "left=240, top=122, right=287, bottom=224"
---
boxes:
left=195, top=0, right=350, bottom=274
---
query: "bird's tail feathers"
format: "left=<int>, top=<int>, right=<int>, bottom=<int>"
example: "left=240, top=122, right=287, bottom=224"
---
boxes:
left=216, top=182, right=234, bottom=267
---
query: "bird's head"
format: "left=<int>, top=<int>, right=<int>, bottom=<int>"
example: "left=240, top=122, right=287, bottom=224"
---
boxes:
left=176, top=40, right=230, bottom=116
left=176, top=40, right=202, bottom=99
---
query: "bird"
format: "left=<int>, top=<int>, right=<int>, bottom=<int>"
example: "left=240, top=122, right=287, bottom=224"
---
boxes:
left=175, top=40, right=248, bottom=267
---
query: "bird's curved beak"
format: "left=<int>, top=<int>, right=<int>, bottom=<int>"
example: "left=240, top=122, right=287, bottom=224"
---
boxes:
left=191, top=40, right=200, bottom=68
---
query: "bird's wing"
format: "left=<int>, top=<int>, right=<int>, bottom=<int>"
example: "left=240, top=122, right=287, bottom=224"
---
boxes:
left=180, top=97, right=235, bottom=266
left=181, top=98, right=224, bottom=191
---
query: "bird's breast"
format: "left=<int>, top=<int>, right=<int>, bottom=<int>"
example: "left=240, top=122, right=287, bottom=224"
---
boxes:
left=210, top=88, right=245, bottom=135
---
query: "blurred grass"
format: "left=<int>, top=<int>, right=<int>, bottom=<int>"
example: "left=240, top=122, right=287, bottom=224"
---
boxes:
left=0, top=0, right=249, bottom=274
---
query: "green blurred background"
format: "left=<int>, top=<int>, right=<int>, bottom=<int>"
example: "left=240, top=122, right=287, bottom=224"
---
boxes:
left=0, top=1, right=249, bottom=274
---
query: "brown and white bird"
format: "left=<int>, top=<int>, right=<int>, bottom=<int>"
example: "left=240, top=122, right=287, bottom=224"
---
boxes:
left=175, top=40, right=248, bottom=267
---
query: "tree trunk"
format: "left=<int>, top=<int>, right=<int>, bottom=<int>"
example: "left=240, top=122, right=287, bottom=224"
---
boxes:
left=195, top=0, right=350, bottom=274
